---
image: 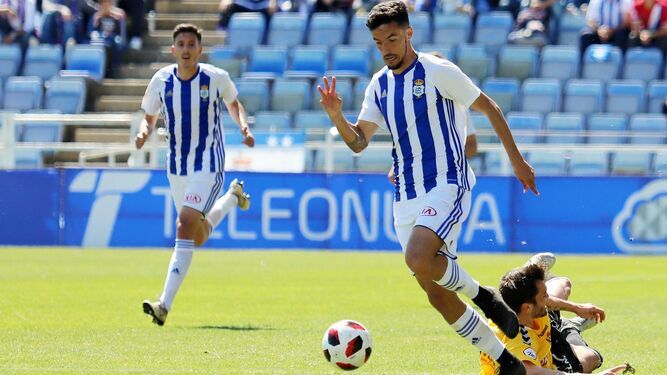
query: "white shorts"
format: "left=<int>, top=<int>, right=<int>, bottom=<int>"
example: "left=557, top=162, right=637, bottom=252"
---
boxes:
left=393, top=184, right=471, bottom=258
left=168, top=172, right=225, bottom=215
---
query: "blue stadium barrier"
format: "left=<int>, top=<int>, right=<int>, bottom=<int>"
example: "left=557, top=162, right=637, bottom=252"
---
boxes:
left=1, top=169, right=667, bottom=254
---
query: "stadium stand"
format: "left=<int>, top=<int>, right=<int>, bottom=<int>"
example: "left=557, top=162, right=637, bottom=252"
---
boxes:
left=307, top=13, right=347, bottom=48
left=271, top=79, right=311, bottom=114
left=0, top=44, right=22, bottom=81
left=22, top=45, right=63, bottom=82
left=266, top=13, right=306, bottom=48
left=563, top=79, right=605, bottom=115
left=587, top=113, right=628, bottom=144
left=520, top=78, right=562, bottom=114
left=3, top=76, right=44, bottom=113
left=539, top=45, right=580, bottom=82
left=433, top=14, right=472, bottom=46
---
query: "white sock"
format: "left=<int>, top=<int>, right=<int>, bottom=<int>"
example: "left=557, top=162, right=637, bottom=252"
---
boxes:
left=451, top=304, right=505, bottom=360
left=434, top=257, right=480, bottom=299
left=207, top=192, right=238, bottom=229
left=159, top=239, right=194, bottom=311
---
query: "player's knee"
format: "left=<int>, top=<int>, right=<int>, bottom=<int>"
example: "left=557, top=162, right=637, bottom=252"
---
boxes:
left=404, top=247, right=430, bottom=277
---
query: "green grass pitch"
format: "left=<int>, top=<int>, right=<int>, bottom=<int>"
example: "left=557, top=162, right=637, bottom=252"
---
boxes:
left=0, top=248, right=665, bottom=374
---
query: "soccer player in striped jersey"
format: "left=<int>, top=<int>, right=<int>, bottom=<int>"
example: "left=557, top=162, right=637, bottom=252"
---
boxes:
left=135, top=24, right=254, bottom=326
left=318, top=1, right=537, bottom=373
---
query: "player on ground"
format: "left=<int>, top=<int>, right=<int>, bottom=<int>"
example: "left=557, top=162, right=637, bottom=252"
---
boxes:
left=480, top=258, right=631, bottom=374
left=318, top=1, right=537, bottom=373
left=135, top=23, right=254, bottom=326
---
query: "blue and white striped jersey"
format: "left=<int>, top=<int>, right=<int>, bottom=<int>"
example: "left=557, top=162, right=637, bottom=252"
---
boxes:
left=359, top=53, right=479, bottom=202
left=142, top=63, right=238, bottom=176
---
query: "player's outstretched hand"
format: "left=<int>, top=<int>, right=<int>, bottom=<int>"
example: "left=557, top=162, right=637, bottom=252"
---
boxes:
left=135, top=131, right=149, bottom=150
left=241, top=127, right=255, bottom=148
left=575, top=303, right=606, bottom=323
left=318, top=76, right=343, bottom=118
left=598, top=364, right=631, bottom=374
left=512, top=157, right=539, bottom=195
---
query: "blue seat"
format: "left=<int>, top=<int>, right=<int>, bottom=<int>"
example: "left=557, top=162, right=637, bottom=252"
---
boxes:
left=348, top=14, right=373, bottom=46
left=623, top=47, right=662, bottom=82
left=44, top=77, right=86, bottom=114
left=420, top=45, right=456, bottom=61
left=329, top=46, right=370, bottom=79
left=497, top=46, right=538, bottom=81
left=629, top=113, right=667, bottom=144
left=285, top=46, right=328, bottom=80
left=507, top=112, right=543, bottom=143
left=14, top=149, right=43, bottom=168
left=587, top=113, right=627, bottom=144
left=253, top=111, right=292, bottom=130
left=539, top=45, right=580, bottom=82
left=470, top=112, right=497, bottom=143
left=648, top=80, right=667, bottom=113
left=433, top=14, right=471, bottom=46
left=227, top=13, right=266, bottom=56
left=307, top=13, right=347, bottom=47
left=244, top=46, right=288, bottom=79
left=528, top=151, right=567, bottom=175
left=294, top=110, right=331, bottom=129
left=611, top=151, right=652, bottom=175
left=570, top=150, right=609, bottom=175
left=270, top=79, right=310, bottom=113
left=558, top=13, right=587, bottom=45
left=605, top=80, right=645, bottom=115
left=235, top=79, right=270, bottom=114
left=311, top=78, right=353, bottom=110
left=19, top=116, right=63, bottom=143
left=582, top=45, right=622, bottom=82
left=408, top=12, right=432, bottom=45
left=482, top=78, right=520, bottom=113
left=353, top=78, right=370, bottom=111
left=457, top=44, right=493, bottom=81
left=65, top=44, right=105, bottom=82
left=563, top=79, right=605, bottom=115
left=654, top=152, right=667, bottom=176
left=23, top=44, right=63, bottom=81
left=473, top=11, right=513, bottom=53
left=267, top=13, right=306, bottom=48
left=3, top=76, right=43, bottom=112
left=208, top=46, right=244, bottom=78
left=545, top=112, right=585, bottom=144
left=0, top=44, right=21, bottom=81
left=520, top=78, right=561, bottom=113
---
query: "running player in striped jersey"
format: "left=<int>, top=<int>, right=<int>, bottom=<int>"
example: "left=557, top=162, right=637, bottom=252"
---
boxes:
left=135, top=24, right=254, bottom=326
left=318, top=2, right=537, bottom=373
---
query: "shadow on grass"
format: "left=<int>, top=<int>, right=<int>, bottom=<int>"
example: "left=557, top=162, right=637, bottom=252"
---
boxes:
left=195, top=325, right=275, bottom=331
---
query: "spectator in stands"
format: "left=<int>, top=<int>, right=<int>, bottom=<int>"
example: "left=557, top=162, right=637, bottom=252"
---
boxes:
left=579, top=0, right=632, bottom=54
left=41, top=0, right=80, bottom=47
left=628, top=0, right=667, bottom=53
left=508, top=0, right=556, bottom=47
left=463, top=0, right=522, bottom=19
left=89, top=0, right=125, bottom=77
left=0, top=0, right=39, bottom=48
left=312, top=0, right=355, bottom=16
left=117, top=0, right=145, bottom=50
left=218, top=0, right=278, bottom=30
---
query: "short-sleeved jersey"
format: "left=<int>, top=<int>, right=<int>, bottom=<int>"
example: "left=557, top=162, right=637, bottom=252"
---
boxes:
left=142, top=63, right=238, bottom=176
left=479, top=315, right=555, bottom=374
left=358, top=53, right=479, bottom=202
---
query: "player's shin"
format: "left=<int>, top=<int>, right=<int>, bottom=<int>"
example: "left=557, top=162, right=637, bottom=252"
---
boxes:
left=451, top=304, right=505, bottom=360
left=434, top=256, right=481, bottom=299
left=159, top=239, right=194, bottom=311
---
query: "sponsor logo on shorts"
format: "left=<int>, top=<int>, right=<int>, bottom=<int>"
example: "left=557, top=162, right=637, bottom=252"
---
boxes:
left=421, top=206, right=437, bottom=216
left=185, top=193, right=202, bottom=204
left=524, top=348, right=537, bottom=360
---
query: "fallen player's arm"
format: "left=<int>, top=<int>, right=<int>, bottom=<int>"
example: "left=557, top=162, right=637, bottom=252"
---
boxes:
left=546, top=296, right=606, bottom=322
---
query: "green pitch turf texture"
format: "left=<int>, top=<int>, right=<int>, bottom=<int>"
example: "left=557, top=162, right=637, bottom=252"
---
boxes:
left=1, top=248, right=665, bottom=374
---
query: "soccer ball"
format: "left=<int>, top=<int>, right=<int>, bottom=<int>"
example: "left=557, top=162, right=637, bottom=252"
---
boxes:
left=322, top=320, right=372, bottom=370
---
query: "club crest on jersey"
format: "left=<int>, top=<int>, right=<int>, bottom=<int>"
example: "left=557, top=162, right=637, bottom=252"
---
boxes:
left=200, top=85, right=209, bottom=100
left=413, top=79, right=425, bottom=98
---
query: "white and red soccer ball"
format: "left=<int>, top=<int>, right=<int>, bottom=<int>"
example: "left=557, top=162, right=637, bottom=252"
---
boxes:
left=322, top=320, right=372, bottom=370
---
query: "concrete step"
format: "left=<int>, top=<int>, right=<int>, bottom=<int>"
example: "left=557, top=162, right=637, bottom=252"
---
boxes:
left=93, top=79, right=150, bottom=96
left=155, top=13, right=220, bottom=32
left=75, top=128, right=130, bottom=143
left=94, top=95, right=143, bottom=112
left=119, top=63, right=170, bottom=79
left=143, top=30, right=225, bottom=48
left=121, top=47, right=213, bottom=64
left=156, top=0, right=219, bottom=14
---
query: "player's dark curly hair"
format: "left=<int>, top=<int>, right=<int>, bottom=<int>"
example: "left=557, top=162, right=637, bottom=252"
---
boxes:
left=366, top=0, right=410, bottom=31
left=499, top=263, right=545, bottom=314
left=173, top=23, right=202, bottom=43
